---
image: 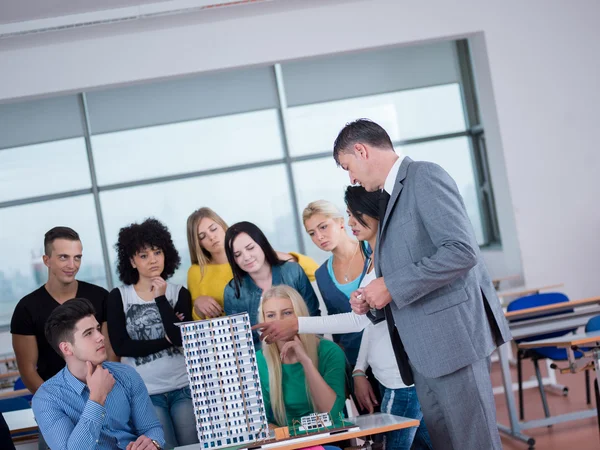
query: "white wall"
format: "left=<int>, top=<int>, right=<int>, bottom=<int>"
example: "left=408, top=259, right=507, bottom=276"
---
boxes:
left=0, top=0, right=598, bottom=299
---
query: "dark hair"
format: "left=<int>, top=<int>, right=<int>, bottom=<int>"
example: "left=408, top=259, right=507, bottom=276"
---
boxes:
left=344, top=185, right=381, bottom=229
left=333, top=119, right=394, bottom=165
left=44, top=226, right=80, bottom=256
left=224, top=221, right=282, bottom=298
left=115, top=218, right=181, bottom=285
left=45, top=298, right=96, bottom=357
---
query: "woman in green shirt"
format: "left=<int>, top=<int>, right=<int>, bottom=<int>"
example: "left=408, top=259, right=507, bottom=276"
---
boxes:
left=256, top=285, right=347, bottom=427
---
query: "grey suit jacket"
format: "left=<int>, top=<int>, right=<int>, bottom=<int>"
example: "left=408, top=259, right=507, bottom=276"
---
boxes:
left=375, top=157, right=512, bottom=379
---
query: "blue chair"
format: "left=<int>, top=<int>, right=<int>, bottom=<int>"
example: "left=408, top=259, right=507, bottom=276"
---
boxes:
left=507, top=292, right=581, bottom=420
left=13, top=378, right=33, bottom=403
left=584, top=316, right=600, bottom=435
left=0, top=397, right=30, bottom=414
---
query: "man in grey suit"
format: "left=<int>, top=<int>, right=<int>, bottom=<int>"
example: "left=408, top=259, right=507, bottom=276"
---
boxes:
left=335, top=119, right=512, bottom=449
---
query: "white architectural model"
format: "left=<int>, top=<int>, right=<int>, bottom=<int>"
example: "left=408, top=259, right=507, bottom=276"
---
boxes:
left=178, top=313, right=269, bottom=449
left=299, top=413, right=333, bottom=431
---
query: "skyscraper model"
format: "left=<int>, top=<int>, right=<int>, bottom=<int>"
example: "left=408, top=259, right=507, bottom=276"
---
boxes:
left=178, top=313, right=269, bottom=449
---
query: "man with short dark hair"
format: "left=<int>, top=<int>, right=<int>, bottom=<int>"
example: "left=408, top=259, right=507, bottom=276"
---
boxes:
left=32, top=298, right=165, bottom=450
left=11, top=226, right=117, bottom=396
left=333, top=119, right=511, bottom=449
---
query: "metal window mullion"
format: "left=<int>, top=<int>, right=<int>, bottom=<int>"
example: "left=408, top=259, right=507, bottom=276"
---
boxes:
left=78, top=93, right=114, bottom=289
left=456, top=39, right=500, bottom=245
left=274, top=64, right=305, bottom=254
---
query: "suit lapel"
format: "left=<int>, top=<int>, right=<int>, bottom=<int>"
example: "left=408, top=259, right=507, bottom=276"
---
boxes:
left=380, top=157, right=412, bottom=238
left=375, top=157, right=412, bottom=276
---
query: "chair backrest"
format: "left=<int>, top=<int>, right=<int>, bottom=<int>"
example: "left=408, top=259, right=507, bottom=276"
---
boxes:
left=507, top=292, right=576, bottom=342
left=585, top=315, right=600, bottom=332
left=14, top=377, right=33, bottom=402
left=0, top=397, right=30, bottom=413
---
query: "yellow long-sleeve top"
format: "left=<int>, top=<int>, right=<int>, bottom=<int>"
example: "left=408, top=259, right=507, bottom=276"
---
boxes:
left=187, top=252, right=319, bottom=321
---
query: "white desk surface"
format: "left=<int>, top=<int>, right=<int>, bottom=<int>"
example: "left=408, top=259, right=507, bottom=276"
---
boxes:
left=518, top=330, right=600, bottom=349
left=174, top=413, right=418, bottom=450
left=3, top=408, right=37, bottom=434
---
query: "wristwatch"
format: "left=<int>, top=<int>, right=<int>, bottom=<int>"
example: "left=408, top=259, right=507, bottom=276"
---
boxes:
left=151, top=439, right=162, bottom=449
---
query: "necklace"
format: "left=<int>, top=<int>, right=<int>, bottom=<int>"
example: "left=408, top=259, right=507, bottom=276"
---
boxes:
left=340, top=242, right=360, bottom=283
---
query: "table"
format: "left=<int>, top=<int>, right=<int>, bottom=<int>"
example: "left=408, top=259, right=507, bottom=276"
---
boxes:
left=497, top=295, right=600, bottom=448
left=0, top=389, right=30, bottom=400
left=492, top=274, right=521, bottom=290
left=3, top=408, right=37, bottom=434
left=174, top=413, right=419, bottom=450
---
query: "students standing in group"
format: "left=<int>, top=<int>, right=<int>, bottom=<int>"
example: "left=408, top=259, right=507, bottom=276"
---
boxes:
left=186, top=208, right=318, bottom=321
left=107, top=218, right=197, bottom=449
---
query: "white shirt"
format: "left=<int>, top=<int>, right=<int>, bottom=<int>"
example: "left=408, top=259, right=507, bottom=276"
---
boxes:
left=297, top=271, right=410, bottom=389
left=383, top=153, right=406, bottom=195
left=354, top=270, right=409, bottom=389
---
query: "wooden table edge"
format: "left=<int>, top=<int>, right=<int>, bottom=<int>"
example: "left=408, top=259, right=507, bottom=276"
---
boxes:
left=256, top=419, right=420, bottom=450
left=505, top=296, right=600, bottom=319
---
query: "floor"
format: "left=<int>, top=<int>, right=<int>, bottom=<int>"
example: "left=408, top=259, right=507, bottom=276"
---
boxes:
left=492, top=345, right=599, bottom=450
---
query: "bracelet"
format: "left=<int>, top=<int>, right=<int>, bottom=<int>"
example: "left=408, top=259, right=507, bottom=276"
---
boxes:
left=352, top=371, right=367, bottom=378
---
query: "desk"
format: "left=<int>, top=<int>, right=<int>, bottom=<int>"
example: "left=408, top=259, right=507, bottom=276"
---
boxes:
left=174, top=413, right=419, bottom=450
left=492, top=274, right=521, bottom=290
left=498, top=296, right=600, bottom=449
left=3, top=408, right=37, bottom=435
left=0, top=389, right=30, bottom=400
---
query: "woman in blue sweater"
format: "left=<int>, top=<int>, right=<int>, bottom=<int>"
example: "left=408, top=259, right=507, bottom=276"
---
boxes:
left=223, top=221, right=320, bottom=349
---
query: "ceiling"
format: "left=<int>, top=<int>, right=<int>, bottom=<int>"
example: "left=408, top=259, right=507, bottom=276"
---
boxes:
left=0, top=1, right=169, bottom=25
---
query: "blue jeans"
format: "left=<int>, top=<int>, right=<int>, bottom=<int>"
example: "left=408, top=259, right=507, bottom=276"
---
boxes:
left=150, top=386, right=198, bottom=449
left=380, top=385, right=432, bottom=450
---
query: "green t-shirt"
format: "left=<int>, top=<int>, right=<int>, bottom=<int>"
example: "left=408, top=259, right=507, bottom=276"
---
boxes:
left=256, top=338, right=347, bottom=427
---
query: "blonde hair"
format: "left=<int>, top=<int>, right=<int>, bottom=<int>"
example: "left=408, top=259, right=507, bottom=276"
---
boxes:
left=302, top=200, right=344, bottom=229
left=258, top=285, right=320, bottom=426
left=186, top=208, right=229, bottom=277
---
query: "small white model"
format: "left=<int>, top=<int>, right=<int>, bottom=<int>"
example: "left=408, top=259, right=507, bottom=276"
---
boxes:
left=178, top=313, right=269, bottom=449
left=298, top=412, right=333, bottom=431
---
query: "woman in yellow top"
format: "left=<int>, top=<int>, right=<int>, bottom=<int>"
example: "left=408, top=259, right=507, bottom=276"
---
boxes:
left=186, top=207, right=319, bottom=320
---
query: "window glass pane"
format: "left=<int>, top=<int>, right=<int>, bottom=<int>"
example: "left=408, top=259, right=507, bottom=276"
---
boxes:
left=400, top=137, right=485, bottom=244
left=0, top=196, right=107, bottom=326
left=99, top=165, right=297, bottom=287
left=92, top=109, right=284, bottom=186
left=287, top=84, right=466, bottom=156
left=292, top=158, right=354, bottom=264
left=0, top=138, right=91, bottom=202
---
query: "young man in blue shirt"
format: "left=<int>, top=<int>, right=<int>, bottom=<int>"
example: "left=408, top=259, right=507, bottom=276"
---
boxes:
left=32, top=298, right=166, bottom=450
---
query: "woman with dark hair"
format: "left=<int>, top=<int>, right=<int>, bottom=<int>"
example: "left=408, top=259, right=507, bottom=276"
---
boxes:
left=107, top=218, right=198, bottom=449
left=223, top=221, right=321, bottom=347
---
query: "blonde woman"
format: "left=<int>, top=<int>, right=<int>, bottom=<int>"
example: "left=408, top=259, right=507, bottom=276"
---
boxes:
left=302, top=200, right=371, bottom=366
left=257, top=285, right=346, bottom=427
left=186, top=208, right=319, bottom=321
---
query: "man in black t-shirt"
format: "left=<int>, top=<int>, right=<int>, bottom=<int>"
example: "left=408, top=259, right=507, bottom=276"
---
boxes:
left=10, top=226, right=117, bottom=394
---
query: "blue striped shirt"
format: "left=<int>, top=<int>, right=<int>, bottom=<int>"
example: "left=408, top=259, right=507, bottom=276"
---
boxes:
left=32, top=362, right=165, bottom=450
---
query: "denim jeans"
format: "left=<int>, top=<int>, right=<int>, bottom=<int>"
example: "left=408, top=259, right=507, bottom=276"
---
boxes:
left=150, top=386, right=198, bottom=449
left=379, top=385, right=432, bottom=450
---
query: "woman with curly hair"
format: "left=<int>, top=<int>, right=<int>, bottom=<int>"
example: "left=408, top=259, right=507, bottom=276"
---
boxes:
left=107, top=218, right=197, bottom=449
left=186, top=207, right=319, bottom=321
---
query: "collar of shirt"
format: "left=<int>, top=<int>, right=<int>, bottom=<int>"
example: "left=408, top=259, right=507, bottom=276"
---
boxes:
left=62, top=365, right=89, bottom=396
left=383, top=153, right=406, bottom=195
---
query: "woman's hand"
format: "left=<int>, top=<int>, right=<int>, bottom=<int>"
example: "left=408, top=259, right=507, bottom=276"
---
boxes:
left=150, top=277, right=167, bottom=298
left=279, top=336, right=310, bottom=365
left=353, top=373, right=378, bottom=413
left=193, top=296, right=223, bottom=318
